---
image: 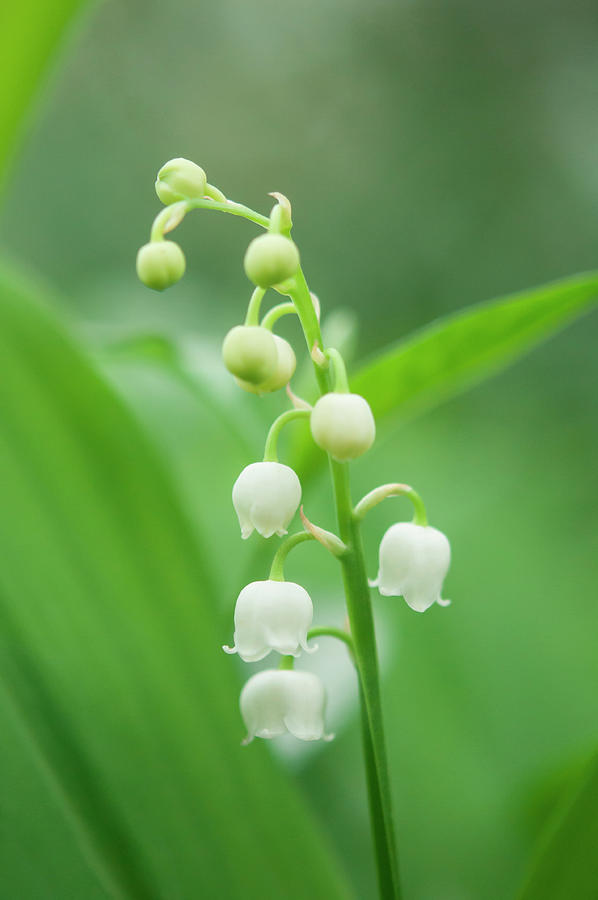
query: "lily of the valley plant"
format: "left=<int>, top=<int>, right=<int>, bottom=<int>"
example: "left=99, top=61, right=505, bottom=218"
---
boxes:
left=137, top=158, right=452, bottom=900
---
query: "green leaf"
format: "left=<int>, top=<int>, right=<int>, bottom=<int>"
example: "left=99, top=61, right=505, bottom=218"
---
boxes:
left=0, top=689, right=108, bottom=899
left=0, top=0, right=87, bottom=181
left=0, top=267, right=352, bottom=900
left=289, top=271, right=598, bottom=474
left=518, top=750, right=598, bottom=900
left=351, top=271, right=598, bottom=426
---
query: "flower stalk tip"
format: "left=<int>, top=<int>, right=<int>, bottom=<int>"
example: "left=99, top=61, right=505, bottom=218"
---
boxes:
left=354, top=483, right=428, bottom=526
left=300, top=507, right=347, bottom=557
left=263, top=408, right=311, bottom=463
left=285, top=384, right=312, bottom=410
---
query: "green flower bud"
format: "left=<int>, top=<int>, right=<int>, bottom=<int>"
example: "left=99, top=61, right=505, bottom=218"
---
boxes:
left=136, top=241, right=186, bottom=291
left=236, top=335, right=296, bottom=395
left=222, top=326, right=278, bottom=385
left=310, top=392, right=376, bottom=461
left=244, top=234, right=300, bottom=288
left=155, top=158, right=207, bottom=205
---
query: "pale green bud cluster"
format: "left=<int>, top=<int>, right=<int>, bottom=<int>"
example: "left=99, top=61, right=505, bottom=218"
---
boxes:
left=222, top=326, right=278, bottom=385
left=236, top=335, right=296, bottom=395
left=136, top=241, right=186, bottom=291
left=244, top=234, right=300, bottom=288
left=155, top=157, right=207, bottom=205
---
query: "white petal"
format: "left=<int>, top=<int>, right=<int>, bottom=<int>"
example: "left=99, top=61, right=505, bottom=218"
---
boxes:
left=280, top=671, right=328, bottom=742
left=402, top=589, right=438, bottom=613
left=240, top=670, right=287, bottom=742
left=375, top=522, right=451, bottom=612
left=240, top=522, right=254, bottom=540
left=232, top=580, right=313, bottom=662
left=232, top=462, right=301, bottom=540
left=239, top=669, right=331, bottom=744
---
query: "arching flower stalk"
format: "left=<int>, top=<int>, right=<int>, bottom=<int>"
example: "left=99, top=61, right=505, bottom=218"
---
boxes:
left=137, top=159, right=453, bottom=900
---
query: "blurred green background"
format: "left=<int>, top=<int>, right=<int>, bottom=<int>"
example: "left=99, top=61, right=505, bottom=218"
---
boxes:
left=0, top=1, right=597, bottom=898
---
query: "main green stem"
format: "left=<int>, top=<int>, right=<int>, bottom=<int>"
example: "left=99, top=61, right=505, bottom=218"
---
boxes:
left=290, top=268, right=401, bottom=900
left=173, top=196, right=401, bottom=897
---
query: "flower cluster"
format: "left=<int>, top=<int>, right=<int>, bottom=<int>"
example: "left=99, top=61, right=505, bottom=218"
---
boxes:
left=136, top=158, right=452, bottom=747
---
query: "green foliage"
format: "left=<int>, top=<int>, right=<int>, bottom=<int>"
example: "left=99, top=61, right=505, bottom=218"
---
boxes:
left=0, top=266, right=351, bottom=900
left=290, top=272, right=598, bottom=473
left=0, top=0, right=87, bottom=182
left=1, top=2, right=598, bottom=896
left=350, top=272, right=598, bottom=427
left=518, top=752, right=598, bottom=899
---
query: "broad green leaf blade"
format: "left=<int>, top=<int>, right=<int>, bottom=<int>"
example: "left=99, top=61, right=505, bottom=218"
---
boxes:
left=287, top=272, right=598, bottom=476
left=351, top=272, right=598, bottom=427
left=92, top=331, right=271, bottom=601
left=0, top=0, right=87, bottom=181
left=0, top=691, right=108, bottom=899
left=518, top=751, right=598, bottom=900
left=0, top=268, right=351, bottom=900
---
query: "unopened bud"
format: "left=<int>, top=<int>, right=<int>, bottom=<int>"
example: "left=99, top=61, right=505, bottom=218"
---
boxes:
left=222, top=325, right=277, bottom=385
left=236, top=335, right=296, bottom=395
left=136, top=241, right=186, bottom=291
left=244, top=234, right=300, bottom=288
left=310, top=392, right=375, bottom=461
left=155, top=158, right=207, bottom=205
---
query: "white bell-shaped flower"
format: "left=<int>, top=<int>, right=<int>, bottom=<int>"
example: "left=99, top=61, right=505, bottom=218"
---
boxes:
left=232, top=461, right=301, bottom=539
left=240, top=669, right=333, bottom=744
left=372, top=522, right=451, bottom=612
left=223, top=580, right=316, bottom=662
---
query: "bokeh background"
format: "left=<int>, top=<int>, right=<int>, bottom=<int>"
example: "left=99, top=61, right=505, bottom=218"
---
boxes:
left=1, top=1, right=597, bottom=898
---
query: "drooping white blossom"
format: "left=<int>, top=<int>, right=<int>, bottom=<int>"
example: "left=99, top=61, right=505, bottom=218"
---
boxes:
left=371, top=522, right=451, bottom=612
left=232, top=461, right=301, bottom=539
left=223, top=580, right=316, bottom=662
left=240, top=669, right=333, bottom=744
